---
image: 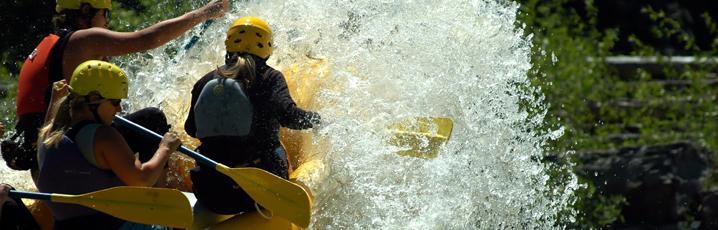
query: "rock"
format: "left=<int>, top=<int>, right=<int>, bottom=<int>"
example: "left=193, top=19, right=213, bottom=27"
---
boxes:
left=699, top=191, right=718, bottom=229
left=577, top=142, right=713, bottom=228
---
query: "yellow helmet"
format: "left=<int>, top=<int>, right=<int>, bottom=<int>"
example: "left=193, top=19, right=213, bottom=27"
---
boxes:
left=225, top=16, right=273, bottom=59
left=70, top=60, right=128, bottom=99
left=56, top=0, right=112, bottom=13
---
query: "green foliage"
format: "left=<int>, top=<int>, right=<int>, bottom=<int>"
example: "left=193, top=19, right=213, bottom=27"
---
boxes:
left=520, top=0, right=718, bottom=152
left=570, top=177, right=627, bottom=229
left=518, top=0, right=718, bottom=228
left=517, top=1, right=622, bottom=227
left=0, top=53, right=20, bottom=134
left=112, top=0, right=198, bottom=31
left=518, top=0, right=616, bottom=152
left=0, top=76, right=16, bottom=135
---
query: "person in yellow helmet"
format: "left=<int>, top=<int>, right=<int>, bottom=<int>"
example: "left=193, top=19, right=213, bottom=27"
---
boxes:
left=2, top=0, right=229, bottom=172
left=184, top=16, right=321, bottom=218
left=36, top=60, right=181, bottom=229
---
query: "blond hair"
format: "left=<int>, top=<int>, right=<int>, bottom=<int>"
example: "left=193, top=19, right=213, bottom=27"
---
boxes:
left=38, top=94, right=89, bottom=148
left=218, top=53, right=257, bottom=90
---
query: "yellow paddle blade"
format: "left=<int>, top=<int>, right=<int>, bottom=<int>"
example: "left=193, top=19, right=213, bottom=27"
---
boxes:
left=211, top=210, right=298, bottom=230
left=388, top=117, right=454, bottom=159
left=51, top=187, right=193, bottom=228
left=216, top=165, right=312, bottom=228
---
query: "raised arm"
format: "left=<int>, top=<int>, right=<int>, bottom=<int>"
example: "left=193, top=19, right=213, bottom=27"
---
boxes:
left=73, top=0, right=228, bottom=57
left=43, top=80, right=70, bottom=125
left=60, top=0, right=229, bottom=80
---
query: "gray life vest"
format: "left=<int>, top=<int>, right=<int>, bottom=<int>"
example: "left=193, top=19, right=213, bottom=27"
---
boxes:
left=194, top=76, right=253, bottom=138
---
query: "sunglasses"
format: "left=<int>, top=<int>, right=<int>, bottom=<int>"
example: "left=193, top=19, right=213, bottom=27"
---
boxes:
left=95, top=9, right=110, bottom=22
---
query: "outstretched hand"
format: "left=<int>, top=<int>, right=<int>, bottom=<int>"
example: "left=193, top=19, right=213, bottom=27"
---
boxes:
left=311, top=113, right=333, bottom=135
left=202, top=0, right=230, bottom=20
left=310, top=113, right=323, bottom=128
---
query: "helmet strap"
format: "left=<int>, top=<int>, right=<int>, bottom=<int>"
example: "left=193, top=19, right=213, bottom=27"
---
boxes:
left=84, top=95, right=104, bottom=124
left=90, top=105, right=103, bottom=124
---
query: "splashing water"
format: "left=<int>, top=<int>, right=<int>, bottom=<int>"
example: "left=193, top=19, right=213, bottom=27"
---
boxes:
left=1, top=0, right=578, bottom=228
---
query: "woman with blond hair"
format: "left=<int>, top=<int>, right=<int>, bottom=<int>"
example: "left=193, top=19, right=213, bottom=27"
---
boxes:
left=37, top=60, right=180, bottom=229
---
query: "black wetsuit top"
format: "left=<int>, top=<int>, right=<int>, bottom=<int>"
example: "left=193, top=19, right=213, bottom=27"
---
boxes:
left=184, top=59, right=320, bottom=214
left=185, top=59, right=320, bottom=165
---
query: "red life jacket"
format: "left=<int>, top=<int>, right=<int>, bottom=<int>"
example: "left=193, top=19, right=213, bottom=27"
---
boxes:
left=16, top=34, right=60, bottom=116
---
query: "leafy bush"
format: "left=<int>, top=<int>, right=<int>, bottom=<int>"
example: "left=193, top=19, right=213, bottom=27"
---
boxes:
left=518, top=0, right=718, bottom=228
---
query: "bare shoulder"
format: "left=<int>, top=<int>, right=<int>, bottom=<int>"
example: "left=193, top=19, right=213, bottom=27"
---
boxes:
left=70, top=27, right=116, bottom=42
left=93, top=125, right=125, bottom=144
left=65, top=28, right=115, bottom=61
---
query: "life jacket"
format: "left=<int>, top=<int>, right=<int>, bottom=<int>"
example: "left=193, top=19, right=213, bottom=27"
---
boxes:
left=193, top=75, right=254, bottom=138
left=191, top=74, right=296, bottom=215
left=16, top=34, right=61, bottom=116
left=36, top=123, right=124, bottom=221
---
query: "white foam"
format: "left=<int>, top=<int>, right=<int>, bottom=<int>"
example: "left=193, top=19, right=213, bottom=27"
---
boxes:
left=2, top=0, right=578, bottom=228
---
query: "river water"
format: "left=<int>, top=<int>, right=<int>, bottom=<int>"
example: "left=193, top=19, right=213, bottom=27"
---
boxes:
left=1, top=0, right=578, bottom=228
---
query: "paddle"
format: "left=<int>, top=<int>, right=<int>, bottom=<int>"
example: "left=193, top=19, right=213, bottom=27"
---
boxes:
left=112, top=115, right=312, bottom=228
left=183, top=20, right=214, bottom=50
left=388, top=117, right=454, bottom=159
left=9, top=187, right=192, bottom=228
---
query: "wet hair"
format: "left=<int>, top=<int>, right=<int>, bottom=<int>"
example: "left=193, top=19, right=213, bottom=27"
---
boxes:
left=52, top=3, right=100, bottom=33
left=218, top=53, right=258, bottom=90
